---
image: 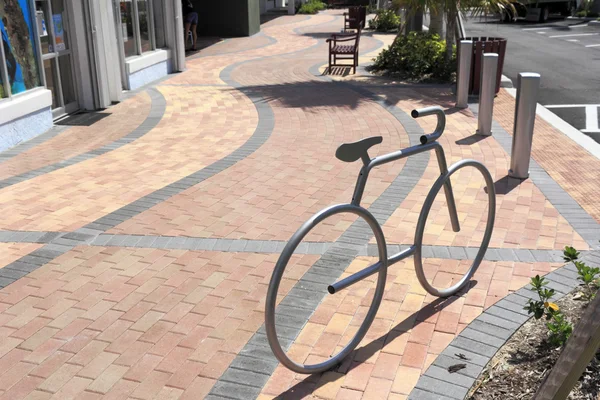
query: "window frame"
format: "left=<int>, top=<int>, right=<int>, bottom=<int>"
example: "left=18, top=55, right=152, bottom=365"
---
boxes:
left=116, top=0, right=158, bottom=60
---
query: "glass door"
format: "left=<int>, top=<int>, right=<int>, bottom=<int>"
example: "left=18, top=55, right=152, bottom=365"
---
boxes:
left=36, top=0, right=78, bottom=118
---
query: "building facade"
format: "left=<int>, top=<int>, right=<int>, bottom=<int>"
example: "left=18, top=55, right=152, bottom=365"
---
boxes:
left=0, top=0, right=186, bottom=152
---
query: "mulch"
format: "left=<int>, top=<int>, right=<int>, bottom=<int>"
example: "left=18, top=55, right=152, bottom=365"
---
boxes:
left=467, top=290, right=600, bottom=400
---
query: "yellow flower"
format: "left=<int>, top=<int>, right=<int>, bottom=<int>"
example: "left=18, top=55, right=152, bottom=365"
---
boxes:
left=544, top=302, right=559, bottom=311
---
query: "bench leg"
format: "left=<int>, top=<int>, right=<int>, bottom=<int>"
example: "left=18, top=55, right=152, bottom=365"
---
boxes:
left=328, top=52, right=332, bottom=73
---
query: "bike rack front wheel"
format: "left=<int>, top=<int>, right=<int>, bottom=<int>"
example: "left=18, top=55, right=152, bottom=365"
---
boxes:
left=265, top=203, right=388, bottom=374
left=414, top=159, right=496, bottom=297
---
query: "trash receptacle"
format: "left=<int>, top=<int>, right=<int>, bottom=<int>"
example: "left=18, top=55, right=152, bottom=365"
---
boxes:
left=458, top=37, right=507, bottom=95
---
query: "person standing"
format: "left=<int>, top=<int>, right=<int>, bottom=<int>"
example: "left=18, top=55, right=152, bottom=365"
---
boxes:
left=182, top=0, right=198, bottom=51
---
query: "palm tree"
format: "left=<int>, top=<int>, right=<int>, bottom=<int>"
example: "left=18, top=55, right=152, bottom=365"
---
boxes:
left=401, top=0, right=514, bottom=61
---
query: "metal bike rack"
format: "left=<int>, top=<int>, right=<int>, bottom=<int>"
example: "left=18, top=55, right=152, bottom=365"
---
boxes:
left=265, top=106, right=497, bottom=374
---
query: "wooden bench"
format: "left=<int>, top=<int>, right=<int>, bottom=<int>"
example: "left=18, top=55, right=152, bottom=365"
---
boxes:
left=326, top=30, right=361, bottom=74
left=344, top=6, right=366, bottom=31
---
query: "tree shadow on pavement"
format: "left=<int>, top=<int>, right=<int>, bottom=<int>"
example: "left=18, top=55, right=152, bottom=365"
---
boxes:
left=272, top=283, right=477, bottom=399
left=233, top=79, right=458, bottom=114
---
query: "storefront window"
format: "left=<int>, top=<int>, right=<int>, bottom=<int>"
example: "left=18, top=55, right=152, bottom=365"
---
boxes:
left=137, top=0, right=151, bottom=53
left=0, top=0, right=42, bottom=96
left=43, top=58, right=57, bottom=108
left=120, top=0, right=136, bottom=57
left=117, top=0, right=157, bottom=58
left=35, top=1, right=53, bottom=54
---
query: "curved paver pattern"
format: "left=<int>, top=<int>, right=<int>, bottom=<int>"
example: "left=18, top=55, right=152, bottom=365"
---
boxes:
left=373, top=89, right=588, bottom=251
left=0, top=10, right=596, bottom=400
left=494, top=90, right=600, bottom=225
left=109, top=83, right=409, bottom=240
left=0, top=86, right=257, bottom=232
left=0, top=92, right=152, bottom=181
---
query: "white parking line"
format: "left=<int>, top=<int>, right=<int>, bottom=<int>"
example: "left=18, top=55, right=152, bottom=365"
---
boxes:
left=548, top=33, right=599, bottom=38
left=586, top=44, right=600, bottom=47
left=567, top=39, right=579, bottom=42
left=583, top=106, right=599, bottom=134
left=545, top=104, right=600, bottom=108
left=545, top=105, right=600, bottom=134
left=523, top=27, right=549, bottom=30
left=537, top=31, right=547, bottom=34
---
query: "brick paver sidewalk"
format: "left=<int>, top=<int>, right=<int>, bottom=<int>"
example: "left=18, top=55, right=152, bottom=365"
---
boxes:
left=0, top=10, right=598, bottom=400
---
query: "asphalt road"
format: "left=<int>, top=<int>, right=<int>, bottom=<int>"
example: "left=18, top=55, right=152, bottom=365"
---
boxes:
left=463, top=16, right=600, bottom=143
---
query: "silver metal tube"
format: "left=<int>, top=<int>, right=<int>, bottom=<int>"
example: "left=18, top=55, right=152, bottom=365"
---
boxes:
left=477, top=53, right=498, bottom=136
left=351, top=142, right=439, bottom=206
left=328, top=260, right=383, bottom=294
left=434, top=146, right=461, bottom=232
left=388, top=245, right=416, bottom=265
left=456, top=40, right=473, bottom=109
left=411, top=106, right=446, bottom=144
left=414, top=159, right=496, bottom=297
left=509, top=72, right=541, bottom=179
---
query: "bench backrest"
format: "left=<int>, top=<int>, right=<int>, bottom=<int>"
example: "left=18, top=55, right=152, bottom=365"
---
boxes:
left=347, top=6, right=367, bottom=29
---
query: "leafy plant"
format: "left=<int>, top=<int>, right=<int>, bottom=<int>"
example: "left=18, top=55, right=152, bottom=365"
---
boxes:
left=370, top=32, right=455, bottom=82
left=525, top=274, right=573, bottom=347
left=369, top=9, right=401, bottom=31
left=298, top=0, right=326, bottom=14
left=564, top=246, right=600, bottom=302
left=525, top=275, right=559, bottom=320
left=546, top=313, right=573, bottom=347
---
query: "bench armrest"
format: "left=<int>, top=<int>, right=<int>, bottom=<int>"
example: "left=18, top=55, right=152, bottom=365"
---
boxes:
left=329, top=35, right=358, bottom=43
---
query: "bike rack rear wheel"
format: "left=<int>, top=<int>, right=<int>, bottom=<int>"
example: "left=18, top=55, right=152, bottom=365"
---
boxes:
left=265, top=203, right=388, bottom=374
left=414, top=159, right=496, bottom=297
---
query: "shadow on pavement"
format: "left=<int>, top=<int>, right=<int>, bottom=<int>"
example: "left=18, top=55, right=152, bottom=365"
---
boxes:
left=455, top=133, right=489, bottom=146
left=487, top=175, right=525, bottom=195
left=272, top=284, right=477, bottom=399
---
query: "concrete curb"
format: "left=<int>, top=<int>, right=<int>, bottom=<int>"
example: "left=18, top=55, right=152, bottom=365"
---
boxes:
left=500, top=74, right=513, bottom=88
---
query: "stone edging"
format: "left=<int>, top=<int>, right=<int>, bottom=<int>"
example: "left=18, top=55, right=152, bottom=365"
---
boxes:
left=0, top=89, right=166, bottom=190
left=408, top=250, right=600, bottom=400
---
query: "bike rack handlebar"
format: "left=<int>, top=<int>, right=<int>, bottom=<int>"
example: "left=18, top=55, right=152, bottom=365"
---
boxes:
left=411, top=106, right=446, bottom=145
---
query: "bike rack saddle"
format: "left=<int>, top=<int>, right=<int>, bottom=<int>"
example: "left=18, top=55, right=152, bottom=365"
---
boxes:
left=335, top=136, right=383, bottom=164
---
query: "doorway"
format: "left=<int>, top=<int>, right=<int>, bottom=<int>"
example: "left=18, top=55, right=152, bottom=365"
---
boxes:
left=35, top=0, right=78, bottom=119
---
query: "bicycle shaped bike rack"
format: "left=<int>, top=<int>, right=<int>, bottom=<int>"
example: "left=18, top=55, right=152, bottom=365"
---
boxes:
left=266, top=106, right=496, bottom=374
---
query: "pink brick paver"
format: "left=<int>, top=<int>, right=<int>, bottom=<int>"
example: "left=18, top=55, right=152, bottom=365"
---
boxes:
left=0, top=9, right=595, bottom=400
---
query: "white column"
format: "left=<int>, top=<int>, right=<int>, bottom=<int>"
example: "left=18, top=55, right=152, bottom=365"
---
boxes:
left=476, top=53, right=498, bottom=136
left=509, top=73, right=541, bottom=179
left=456, top=40, right=472, bottom=109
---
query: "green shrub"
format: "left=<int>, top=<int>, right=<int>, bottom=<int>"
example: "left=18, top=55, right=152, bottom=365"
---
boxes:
left=575, top=10, right=588, bottom=17
left=525, top=274, right=573, bottom=347
left=370, top=32, right=456, bottom=82
left=368, top=9, right=401, bottom=32
left=563, top=246, right=600, bottom=302
left=298, top=0, right=326, bottom=14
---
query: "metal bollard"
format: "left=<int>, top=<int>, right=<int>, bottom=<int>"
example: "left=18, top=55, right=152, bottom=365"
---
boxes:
left=476, top=53, right=499, bottom=136
left=509, top=72, right=541, bottom=179
left=288, top=0, right=295, bottom=15
left=456, top=40, right=473, bottom=109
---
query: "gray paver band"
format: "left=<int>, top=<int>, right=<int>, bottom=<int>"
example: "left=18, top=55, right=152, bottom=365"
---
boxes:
left=0, top=89, right=166, bottom=190
left=409, top=250, right=600, bottom=400
left=469, top=103, right=600, bottom=250
left=210, top=87, right=430, bottom=398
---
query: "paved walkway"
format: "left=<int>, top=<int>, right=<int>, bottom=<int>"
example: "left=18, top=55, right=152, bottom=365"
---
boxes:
left=0, top=10, right=599, bottom=400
